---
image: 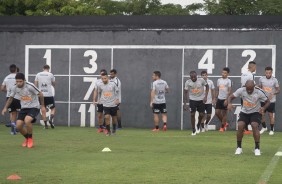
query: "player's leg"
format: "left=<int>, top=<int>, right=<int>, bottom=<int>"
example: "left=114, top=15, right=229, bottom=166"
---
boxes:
left=203, top=104, right=212, bottom=131
left=9, top=111, right=17, bottom=135
left=117, top=106, right=122, bottom=129
left=152, top=104, right=160, bottom=131
left=40, top=97, right=48, bottom=129
left=196, top=101, right=205, bottom=133
left=24, top=108, right=40, bottom=148
left=160, top=103, right=167, bottom=131
left=215, top=100, right=223, bottom=130
left=235, top=120, right=245, bottom=154
left=221, top=109, right=228, bottom=129
left=48, top=97, right=56, bottom=129
left=97, top=104, right=104, bottom=133
left=268, top=103, right=275, bottom=135
left=111, top=107, right=118, bottom=134
left=16, top=110, right=29, bottom=147
left=189, top=100, right=197, bottom=135
left=260, top=102, right=267, bottom=134
left=250, top=113, right=261, bottom=156
left=103, top=107, right=111, bottom=135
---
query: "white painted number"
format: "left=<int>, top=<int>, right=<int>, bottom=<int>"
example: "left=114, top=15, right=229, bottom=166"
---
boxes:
left=43, top=49, right=52, bottom=72
left=78, top=104, right=95, bottom=127
left=83, top=77, right=97, bottom=100
left=83, top=50, right=98, bottom=74
left=241, top=50, right=256, bottom=74
left=198, top=50, right=214, bottom=74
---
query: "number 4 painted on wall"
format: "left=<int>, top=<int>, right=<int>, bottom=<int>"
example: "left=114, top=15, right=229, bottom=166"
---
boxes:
left=198, top=50, right=215, bottom=74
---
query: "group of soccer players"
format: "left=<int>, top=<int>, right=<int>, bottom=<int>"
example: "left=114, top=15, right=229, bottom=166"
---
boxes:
left=1, top=64, right=56, bottom=148
left=150, top=61, right=280, bottom=156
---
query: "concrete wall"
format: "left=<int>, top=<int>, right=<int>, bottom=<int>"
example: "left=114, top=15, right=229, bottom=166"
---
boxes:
left=0, top=16, right=281, bottom=130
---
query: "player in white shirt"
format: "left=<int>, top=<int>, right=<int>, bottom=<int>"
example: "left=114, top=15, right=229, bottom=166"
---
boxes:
left=1, top=64, right=21, bottom=134
left=215, top=67, right=232, bottom=132
left=34, top=65, right=55, bottom=129
left=258, top=67, right=280, bottom=135
left=150, top=71, right=169, bottom=132
left=241, top=61, right=256, bottom=134
left=110, top=69, right=122, bottom=129
left=200, top=71, right=215, bottom=132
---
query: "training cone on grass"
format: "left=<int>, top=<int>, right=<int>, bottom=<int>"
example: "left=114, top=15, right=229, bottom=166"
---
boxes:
left=102, top=147, right=111, bottom=152
left=7, top=174, right=21, bottom=180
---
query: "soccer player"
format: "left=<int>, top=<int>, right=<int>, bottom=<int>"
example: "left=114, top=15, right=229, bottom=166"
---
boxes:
left=215, top=67, right=232, bottom=132
left=184, top=71, right=209, bottom=136
left=200, top=71, right=215, bottom=132
left=110, top=69, right=122, bottom=129
left=258, top=67, right=280, bottom=135
left=241, top=61, right=256, bottom=134
left=1, top=64, right=21, bottom=134
left=93, top=69, right=107, bottom=133
left=34, top=65, right=55, bottom=129
left=150, top=71, right=169, bottom=132
left=2, top=73, right=45, bottom=148
left=228, top=80, right=269, bottom=156
left=93, top=73, right=119, bottom=136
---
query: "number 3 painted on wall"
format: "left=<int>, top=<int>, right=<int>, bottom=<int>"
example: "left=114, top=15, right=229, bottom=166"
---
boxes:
left=83, top=50, right=98, bottom=74
left=241, top=50, right=256, bottom=74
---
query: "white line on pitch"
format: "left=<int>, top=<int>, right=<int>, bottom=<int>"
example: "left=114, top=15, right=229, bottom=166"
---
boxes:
left=257, top=145, right=282, bottom=184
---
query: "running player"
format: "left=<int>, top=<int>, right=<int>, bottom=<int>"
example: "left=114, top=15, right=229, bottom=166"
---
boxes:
left=258, top=67, right=280, bottom=135
left=184, top=71, right=209, bottom=136
left=150, top=71, right=169, bottom=132
left=215, top=67, right=232, bottom=132
left=200, top=71, right=215, bottom=132
left=110, top=69, right=122, bottom=129
left=1, top=64, right=21, bottom=134
left=34, top=65, right=55, bottom=129
left=94, top=73, right=119, bottom=136
left=2, top=73, right=45, bottom=148
left=241, top=61, right=256, bottom=134
left=228, top=80, right=269, bottom=156
left=93, top=69, right=107, bottom=133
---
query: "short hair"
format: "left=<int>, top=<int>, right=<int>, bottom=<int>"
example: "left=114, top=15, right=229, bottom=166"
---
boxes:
left=190, top=71, right=197, bottom=75
left=223, top=67, right=230, bottom=73
left=249, top=61, right=256, bottom=65
left=15, top=73, right=25, bottom=80
left=43, top=65, right=50, bottom=70
left=9, top=64, right=17, bottom=73
left=110, top=69, right=117, bottom=74
left=101, top=72, right=108, bottom=77
left=100, top=69, right=107, bottom=75
left=265, top=66, right=273, bottom=71
left=201, top=71, right=207, bottom=75
left=153, top=71, right=161, bottom=78
left=16, top=67, right=20, bottom=72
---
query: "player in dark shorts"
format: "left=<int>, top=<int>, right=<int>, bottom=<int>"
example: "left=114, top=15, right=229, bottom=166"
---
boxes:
left=228, top=80, right=270, bottom=156
left=35, top=65, right=55, bottom=129
left=1, top=64, right=21, bottom=134
left=110, top=69, right=122, bottom=129
left=184, top=71, right=209, bottom=136
left=2, top=73, right=45, bottom=148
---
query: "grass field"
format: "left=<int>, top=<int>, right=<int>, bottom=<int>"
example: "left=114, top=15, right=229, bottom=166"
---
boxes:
left=0, top=125, right=282, bottom=184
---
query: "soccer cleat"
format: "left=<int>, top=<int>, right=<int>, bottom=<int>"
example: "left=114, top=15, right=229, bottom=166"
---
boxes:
left=191, top=132, right=196, bottom=136
left=27, top=138, right=33, bottom=148
left=254, top=149, right=261, bottom=156
left=163, top=125, right=167, bottom=131
left=22, top=139, right=28, bottom=147
left=244, top=130, right=252, bottom=135
left=219, top=128, right=224, bottom=132
left=269, top=131, right=274, bottom=135
left=97, top=128, right=104, bottom=133
left=196, top=128, right=200, bottom=134
left=235, top=147, right=243, bottom=155
left=49, top=121, right=55, bottom=129
left=204, top=124, right=209, bottom=132
left=10, top=123, right=17, bottom=135
left=152, top=128, right=159, bottom=132
left=260, top=127, right=267, bottom=134
left=224, top=122, right=229, bottom=130
left=201, top=128, right=205, bottom=133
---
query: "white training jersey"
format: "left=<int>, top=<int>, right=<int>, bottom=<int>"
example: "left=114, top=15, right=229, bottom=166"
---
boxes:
left=205, top=79, right=215, bottom=104
left=241, top=71, right=255, bottom=87
left=184, top=78, right=207, bottom=101
left=2, top=73, right=20, bottom=100
left=151, top=79, right=169, bottom=104
left=97, top=81, right=119, bottom=107
left=35, top=71, right=55, bottom=97
left=110, top=77, right=121, bottom=103
left=217, top=78, right=232, bottom=100
left=259, top=76, right=279, bottom=103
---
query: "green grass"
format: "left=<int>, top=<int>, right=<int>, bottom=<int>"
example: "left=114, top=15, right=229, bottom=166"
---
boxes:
left=0, top=125, right=282, bottom=184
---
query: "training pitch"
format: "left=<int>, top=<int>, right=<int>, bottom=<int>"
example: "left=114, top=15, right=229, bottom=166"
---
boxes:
left=0, top=125, right=282, bottom=184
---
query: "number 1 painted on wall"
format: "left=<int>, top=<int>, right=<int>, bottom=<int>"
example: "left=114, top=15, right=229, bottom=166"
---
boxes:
left=43, top=49, right=52, bottom=72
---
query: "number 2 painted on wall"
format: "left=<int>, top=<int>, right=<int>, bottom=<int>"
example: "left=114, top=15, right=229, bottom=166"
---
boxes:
left=241, top=50, right=256, bottom=74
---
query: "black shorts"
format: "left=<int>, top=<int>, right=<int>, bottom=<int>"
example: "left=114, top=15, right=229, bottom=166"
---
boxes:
left=97, top=104, right=103, bottom=113
left=103, top=106, right=118, bottom=116
left=261, top=102, right=275, bottom=113
left=17, top=108, right=40, bottom=122
left=238, top=112, right=262, bottom=125
left=204, top=104, right=212, bottom=114
left=7, top=97, right=21, bottom=113
left=44, top=97, right=55, bottom=109
left=216, top=99, right=227, bottom=110
left=189, top=100, right=205, bottom=113
left=152, top=103, right=167, bottom=114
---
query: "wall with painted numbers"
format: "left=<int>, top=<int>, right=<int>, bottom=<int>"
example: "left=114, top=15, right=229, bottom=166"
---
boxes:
left=0, top=17, right=281, bottom=131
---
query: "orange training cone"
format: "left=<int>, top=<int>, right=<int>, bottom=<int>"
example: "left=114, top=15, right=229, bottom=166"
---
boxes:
left=7, top=174, right=21, bottom=180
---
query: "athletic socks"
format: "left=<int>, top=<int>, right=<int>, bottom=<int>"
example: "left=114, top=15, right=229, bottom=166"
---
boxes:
left=28, top=134, right=32, bottom=138
left=221, top=124, right=225, bottom=128
left=237, top=141, right=242, bottom=148
left=201, top=123, right=204, bottom=128
left=118, top=118, right=122, bottom=128
left=270, top=124, right=274, bottom=131
left=113, top=124, right=116, bottom=131
left=44, top=121, right=48, bottom=126
left=197, top=123, right=200, bottom=129
left=155, top=125, right=159, bottom=129
left=106, top=125, right=110, bottom=132
left=23, top=134, right=28, bottom=139
left=163, top=123, right=167, bottom=126
left=192, top=128, right=196, bottom=133
left=99, top=125, right=104, bottom=129
left=262, top=122, right=266, bottom=128
left=255, top=142, right=260, bottom=149
left=50, top=114, right=54, bottom=122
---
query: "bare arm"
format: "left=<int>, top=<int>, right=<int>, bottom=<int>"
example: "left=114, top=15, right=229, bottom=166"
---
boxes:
left=93, top=88, right=98, bottom=104
left=150, top=89, right=155, bottom=107
left=274, top=86, right=280, bottom=95
left=165, top=88, right=169, bottom=93
left=260, top=98, right=270, bottom=114
left=52, top=81, right=56, bottom=87
left=227, top=94, right=236, bottom=111
left=34, top=80, right=38, bottom=88
left=2, top=96, right=13, bottom=115
left=211, top=88, right=216, bottom=105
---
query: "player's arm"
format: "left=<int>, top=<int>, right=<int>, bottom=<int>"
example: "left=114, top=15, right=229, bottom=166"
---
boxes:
left=1, top=96, right=13, bottom=115
left=227, top=94, right=236, bottom=111
left=274, top=86, right=280, bottom=95
left=34, top=80, right=38, bottom=87
left=260, top=98, right=270, bottom=114
left=93, top=88, right=98, bottom=104
left=203, top=83, right=209, bottom=103
left=183, top=89, right=189, bottom=111
left=115, top=85, right=120, bottom=105
left=215, top=84, right=219, bottom=102
left=211, top=88, right=215, bottom=105
left=0, top=84, right=6, bottom=92
left=52, top=75, right=56, bottom=87
left=150, top=89, right=155, bottom=108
